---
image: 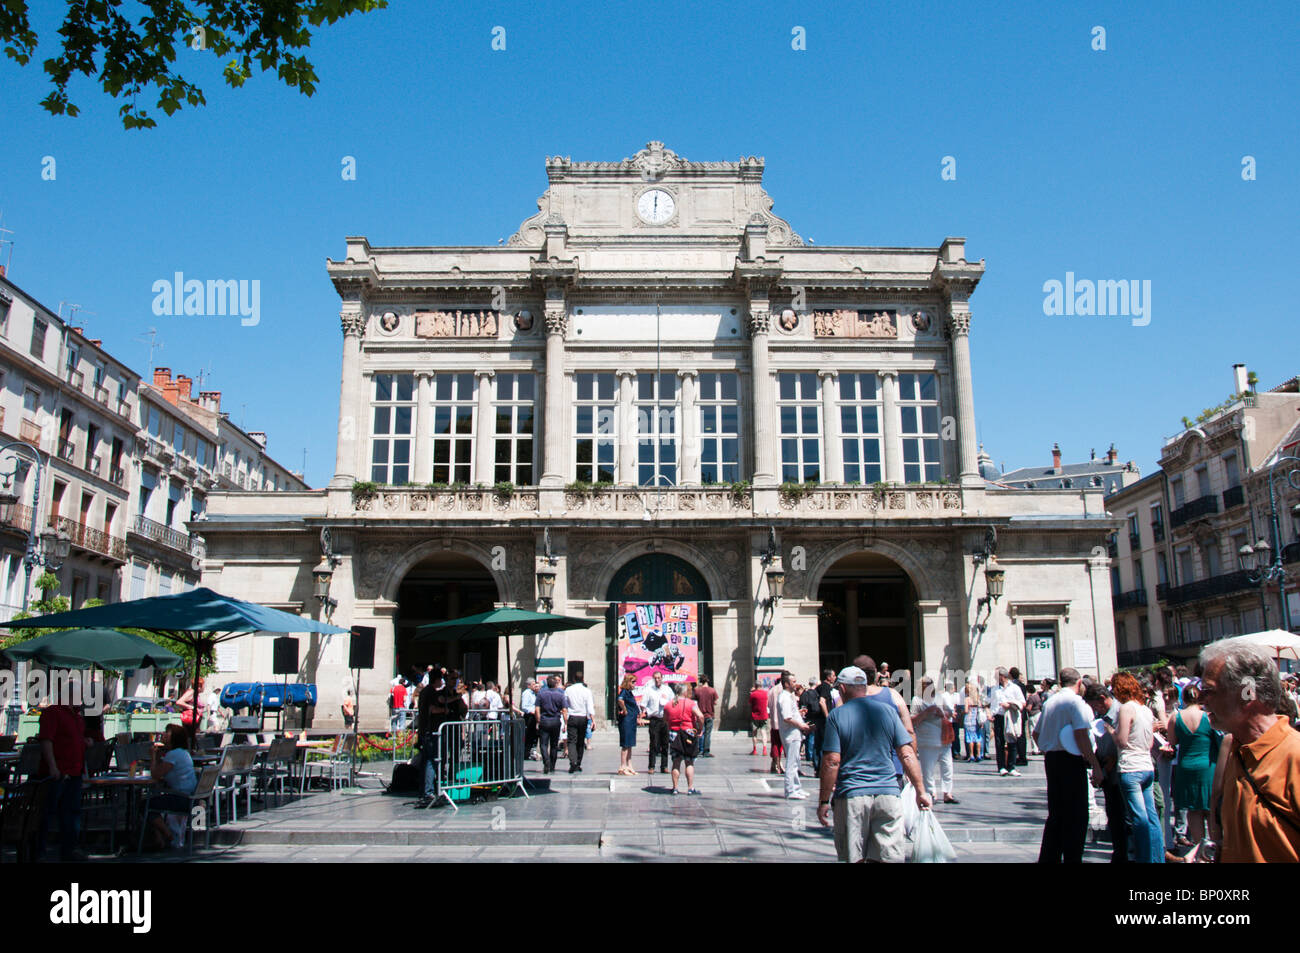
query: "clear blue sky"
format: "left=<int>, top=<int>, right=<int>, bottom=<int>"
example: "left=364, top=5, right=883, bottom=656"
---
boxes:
left=0, top=0, right=1295, bottom=486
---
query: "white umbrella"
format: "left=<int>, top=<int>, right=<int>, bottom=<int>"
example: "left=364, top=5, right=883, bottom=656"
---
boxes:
left=1235, top=629, right=1300, bottom=662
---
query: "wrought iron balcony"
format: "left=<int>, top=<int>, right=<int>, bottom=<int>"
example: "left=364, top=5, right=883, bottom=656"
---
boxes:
left=1156, top=582, right=1170, bottom=602
left=1222, top=485, right=1245, bottom=510
left=65, top=368, right=84, bottom=390
left=110, top=465, right=126, bottom=486
left=94, top=384, right=110, bottom=404
left=1152, top=522, right=1166, bottom=542
left=54, top=515, right=127, bottom=561
left=1163, top=570, right=1256, bottom=608
left=0, top=502, right=33, bottom=534
left=1129, top=531, right=1142, bottom=551
left=1112, top=589, right=1148, bottom=611
left=1170, top=495, right=1219, bottom=529
left=56, top=439, right=76, bottom=462
left=130, top=513, right=193, bottom=556
left=1283, top=542, right=1300, bottom=565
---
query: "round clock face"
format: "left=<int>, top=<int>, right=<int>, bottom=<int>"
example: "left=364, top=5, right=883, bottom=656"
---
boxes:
left=637, top=188, right=675, bottom=224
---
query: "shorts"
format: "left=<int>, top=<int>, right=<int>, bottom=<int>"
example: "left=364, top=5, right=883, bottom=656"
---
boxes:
left=670, top=732, right=697, bottom=766
left=832, top=794, right=906, bottom=863
left=751, top=718, right=768, bottom=733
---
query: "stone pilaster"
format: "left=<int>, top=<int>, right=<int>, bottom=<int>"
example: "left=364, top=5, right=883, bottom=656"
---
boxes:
left=946, top=311, right=980, bottom=485
left=879, top=370, right=901, bottom=483
left=330, top=310, right=365, bottom=488
left=748, top=307, right=776, bottom=485
left=819, top=369, right=842, bottom=483
left=678, top=368, right=699, bottom=484
left=616, top=369, right=636, bottom=485
left=474, top=369, right=495, bottom=485
left=413, top=371, right=433, bottom=483
left=540, top=295, right=568, bottom=487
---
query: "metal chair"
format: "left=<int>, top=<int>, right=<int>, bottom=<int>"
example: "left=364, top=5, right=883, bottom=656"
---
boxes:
left=0, top=779, right=52, bottom=863
left=16, top=743, right=42, bottom=782
left=257, top=738, right=296, bottom=806
left=84, top=741, right=111, bottom=776
left=301, top=735, right=349, bottom=793
left=114, top=742, right=151, bottom=772
left=212, top=746, right=258, bottom=826
left=137, top=764, right=221, bottom=855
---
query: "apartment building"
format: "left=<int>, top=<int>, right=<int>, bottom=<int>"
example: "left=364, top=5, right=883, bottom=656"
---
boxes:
left=0, top=274, right=306, bottom=619
left=1107, top=365, right=1300, bottom=666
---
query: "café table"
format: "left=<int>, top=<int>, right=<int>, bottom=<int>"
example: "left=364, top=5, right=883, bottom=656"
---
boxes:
left=84, top=773, right=156, bottom=853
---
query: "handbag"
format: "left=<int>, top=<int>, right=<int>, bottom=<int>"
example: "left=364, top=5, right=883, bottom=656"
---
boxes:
left=940, top=715, right=955, bottom=746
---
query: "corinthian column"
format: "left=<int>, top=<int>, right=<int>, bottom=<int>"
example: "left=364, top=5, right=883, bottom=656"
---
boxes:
left=880, top=370, right=900, bottom=483
left=331, top=310, right=365, bottom=488
left=946, top=311, right=980, bottom=485
left=819, top=369, right=842, bottom=483
left=678, top=369, right=699, bottom=484
left=749, top=308, right=776, bottom=484
left=540, top=300, right=567, bottom=487
left=474, top=369, right=496, bottom=485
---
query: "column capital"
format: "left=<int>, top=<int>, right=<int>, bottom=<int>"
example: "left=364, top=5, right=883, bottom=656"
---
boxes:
left=340, top=311, right=365, bottom=338
left=615, top=368, right=636, bottom=381
left=474, top=368, right=496, bottom=381
left=945, top=312, right=972, bottom=338
left=415, top=370, right=435, bottom=382
left=747, top=309, right=771, bottom=337
left=544, top=309, right=568, bottom=336
left=878, top=369, right=899, bottom=381
left=676, top=368, right=698, bottom=381
left=817, top=368, right=838, bottom=381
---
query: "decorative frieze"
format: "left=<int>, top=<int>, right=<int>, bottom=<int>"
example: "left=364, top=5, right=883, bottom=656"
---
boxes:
left=413, top=310, right=500, bottom=338
left=812, top=309, right=897, bottom=339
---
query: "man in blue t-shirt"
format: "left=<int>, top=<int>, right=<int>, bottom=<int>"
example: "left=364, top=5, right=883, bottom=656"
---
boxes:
left=818, top=662, right=931, bottom=862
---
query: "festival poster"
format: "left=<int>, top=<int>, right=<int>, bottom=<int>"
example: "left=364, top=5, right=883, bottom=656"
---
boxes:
left=616, top=603, right=699, bottom=688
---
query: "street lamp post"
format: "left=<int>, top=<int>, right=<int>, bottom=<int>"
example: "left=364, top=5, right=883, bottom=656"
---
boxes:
left=1236, top=454, right=1300, bottom=634
left=0, top=440, right=71, bottom=731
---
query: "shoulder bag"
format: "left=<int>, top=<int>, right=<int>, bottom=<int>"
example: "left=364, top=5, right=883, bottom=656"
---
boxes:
left=1233, top=748, right=1300, bottom=837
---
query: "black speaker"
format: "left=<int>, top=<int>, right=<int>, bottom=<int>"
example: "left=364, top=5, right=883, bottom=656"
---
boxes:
left=349, top=626, right=376, bottom=670
left=272, top=636, right=299, bottom=676
left=567, top=660, right=584, bottom=684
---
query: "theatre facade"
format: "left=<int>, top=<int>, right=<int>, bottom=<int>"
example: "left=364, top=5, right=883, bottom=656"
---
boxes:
left=199, top=143, right=1120, bottom=728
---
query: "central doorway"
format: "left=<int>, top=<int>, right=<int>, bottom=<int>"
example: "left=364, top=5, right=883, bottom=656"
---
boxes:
left=395, top=552, right=499, bottom=684
left=604, top=553, right=712, bottom=712
left=816, top=552, right=918, bottom=681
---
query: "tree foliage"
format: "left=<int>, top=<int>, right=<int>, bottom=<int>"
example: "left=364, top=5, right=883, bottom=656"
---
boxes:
left=1, top=0, right=386, bottom=129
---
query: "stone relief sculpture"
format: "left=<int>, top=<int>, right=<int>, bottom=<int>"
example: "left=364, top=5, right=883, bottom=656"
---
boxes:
left=812, top=309, right=897, bottom=339
left=778, top=308, right=798, bottom=332
left=378, top=311, right=400, bottom=333
left=513, top=310, right=534, bottom=332
left=414, top=310, right=500, bottom=338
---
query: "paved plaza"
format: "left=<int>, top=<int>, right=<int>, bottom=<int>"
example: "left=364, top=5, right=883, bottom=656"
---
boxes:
left=99, top=731, right=1115, bottom=863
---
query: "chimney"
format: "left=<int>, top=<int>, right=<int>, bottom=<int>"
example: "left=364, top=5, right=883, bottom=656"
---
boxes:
left=1232, top=363, right=1248, bottom=395
left=249, top=431, right=268, bottom=449
left=72, top=326, right=83, bottom=337
left=89, top=339, right=102, bottom=347
left=199, top=390, right=221, bottom=413
left=1090, top=447, right=1096, bottom=461
left=1107, top=443, right=1118, bottom=465
left=176, top=375, right=193, bottom=401
left=1051, top=442, right=1062, bottom=474
left=153, top=367, right=172, bottom=387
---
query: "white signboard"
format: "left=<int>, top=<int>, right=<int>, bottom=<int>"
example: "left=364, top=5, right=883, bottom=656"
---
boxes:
left=1025, top=636, right=1057, bottom=682
left=1072, top=639, right=1098, bottom=671
left=570, top=305, right=741, bottom=342
left=215, top=640, right=240, bottom=673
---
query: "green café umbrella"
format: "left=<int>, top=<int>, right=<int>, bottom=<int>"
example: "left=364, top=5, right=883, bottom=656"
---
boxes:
left=414, top=608, right=598, bottom=698
left=3, top=627, right=184, bottom=670
left=0, top=587, right=349, bottom=735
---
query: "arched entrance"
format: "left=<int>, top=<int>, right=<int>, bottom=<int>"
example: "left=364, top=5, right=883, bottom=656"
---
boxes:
left=816, top=552, right=919, bottom=680
left=395, top=552, right=500, bottom=684
left=604, top=553, right=713, bottom=710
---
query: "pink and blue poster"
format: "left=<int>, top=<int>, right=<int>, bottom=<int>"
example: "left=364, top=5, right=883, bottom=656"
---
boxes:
left=616, top=603, right=699, bottom=688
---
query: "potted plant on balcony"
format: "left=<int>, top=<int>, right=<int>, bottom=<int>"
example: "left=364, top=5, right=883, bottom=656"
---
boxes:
left=493, top=481, right=516, bottom=502
left=728, top=480, right=751, bottom=505
left=350, top=481, right=377, bottom=506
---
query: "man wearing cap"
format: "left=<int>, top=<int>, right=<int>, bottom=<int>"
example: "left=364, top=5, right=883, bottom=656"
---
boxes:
left=818, top=663, right=930, bottom=863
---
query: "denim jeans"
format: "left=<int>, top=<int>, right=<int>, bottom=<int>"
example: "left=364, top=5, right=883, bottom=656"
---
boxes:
left=38, top=776, right=82, bottom=860
left=806, top=724, right=823, bottom=772
left=1119, top=769, right=1163, bottom=863
left=700, top=717, right=714, bottom=755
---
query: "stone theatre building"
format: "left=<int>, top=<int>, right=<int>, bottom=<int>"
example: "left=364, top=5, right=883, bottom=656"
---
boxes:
left=200, top=143, right=1119, bottom=728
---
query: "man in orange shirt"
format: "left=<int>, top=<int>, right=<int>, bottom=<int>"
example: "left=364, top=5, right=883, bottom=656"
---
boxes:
left=1199, top=636, right=1300, bottom=862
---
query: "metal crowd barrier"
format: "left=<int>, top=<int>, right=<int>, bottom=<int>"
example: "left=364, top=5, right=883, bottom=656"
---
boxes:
left=430, top=715, right=528, bottom=811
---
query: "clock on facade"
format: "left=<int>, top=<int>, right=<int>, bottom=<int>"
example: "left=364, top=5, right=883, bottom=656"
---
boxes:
left=636, top=188, right=675, bottom=225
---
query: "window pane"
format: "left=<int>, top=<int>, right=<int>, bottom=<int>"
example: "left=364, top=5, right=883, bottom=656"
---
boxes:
left=577, top=374, right=593, bottom=401
left=721, top=374, right=738, bottom=400
left=394, top=407, right=412, bottom=434
left=801, top=406, right=818, bottom=433
left=518, top=375, right=534, bottom=401
left=393, top=442, right=410, bottom=464
left=434, top=408, right=452, bottom=433
left=779, top=374, right=795, bottom=401
left=780, top=407, right=797, bottom=434
left=597, top=373, right=615, bottom=401
left=375, top=374, right=392, bottom=401
left=373, top=407, right=391, bottom=434
left=395, top=375, right=414, bottom=401
left=435, top=376, right=452, bottom=401
left=721, top=406, right=738, bottom=434
left=456, top=374, right=473, bottom=397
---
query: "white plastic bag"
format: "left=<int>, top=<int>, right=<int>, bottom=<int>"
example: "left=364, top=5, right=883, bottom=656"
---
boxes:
left=900, top=780, right=920, bottom=837
left=911, top=810, right=957, bottom=863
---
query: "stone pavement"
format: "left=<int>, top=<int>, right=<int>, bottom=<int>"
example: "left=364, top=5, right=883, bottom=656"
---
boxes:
left=108, top=731, right=1115, bottom=863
